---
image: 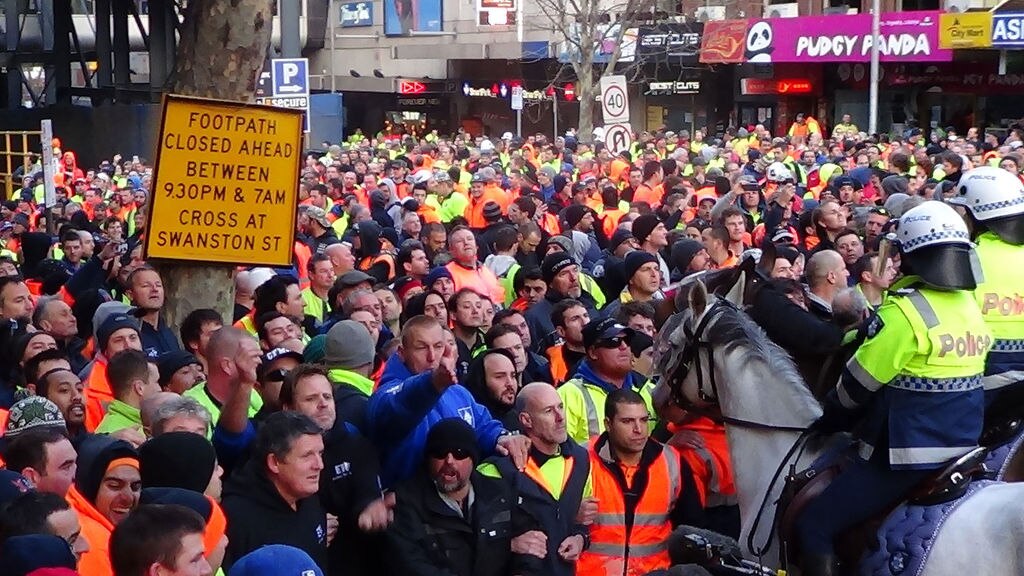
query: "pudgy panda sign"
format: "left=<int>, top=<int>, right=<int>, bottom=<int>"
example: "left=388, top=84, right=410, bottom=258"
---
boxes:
left=743, top=11, right=951, bottom=63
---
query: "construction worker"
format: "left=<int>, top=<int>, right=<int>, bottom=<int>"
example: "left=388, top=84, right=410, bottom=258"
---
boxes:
left=577, top=388, right=703, bottom=576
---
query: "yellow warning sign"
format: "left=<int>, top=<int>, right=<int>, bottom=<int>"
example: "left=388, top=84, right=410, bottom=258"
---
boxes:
left=146, top=94, right=303, bottom=267
left=939, top=12, right=992, bottom=49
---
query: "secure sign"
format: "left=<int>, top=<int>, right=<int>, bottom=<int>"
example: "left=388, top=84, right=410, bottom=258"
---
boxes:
left=258, top=58, right=310, bottom=132
left=992, top=13, right=1024, bottom=48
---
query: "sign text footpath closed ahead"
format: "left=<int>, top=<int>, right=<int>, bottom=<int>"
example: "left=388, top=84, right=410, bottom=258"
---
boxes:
left=146, top=95, right=304, bottom=267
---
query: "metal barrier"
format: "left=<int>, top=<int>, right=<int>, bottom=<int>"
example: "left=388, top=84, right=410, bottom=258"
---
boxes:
left=1, top=131, right=43, bottom=200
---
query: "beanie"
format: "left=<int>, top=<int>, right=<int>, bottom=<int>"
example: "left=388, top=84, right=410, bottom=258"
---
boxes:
left=425, top=418, right=480, bottom=462
left=0, top=535, right=77, bottom=576
left=139, top=487, right=227, bottom=558
left=541, top=252, right=575, bottom=284
left=5, top=397, right=65, bottom=439
left=552, top=175, right=568, bottom=194
left=608, top=228, right=634, bottom=253
left=424, top=266, right=453, bottom=289
left=157, top=350, right=199, bottom=386
left=632, top=214, right=661, bottom=244
left=303, top=334, right=328, bottom=364
left=229, top=545, right=324, bottom=576
left=670, top=239, right=704, bottom=273
left=482, top=201, right=502, bottom=222
left=624, top=250, right=658, bottom=280
left=0, top=470, right=34, bottom=507
left=96, top=312, right=140, bottom=354
left=74, top=435, right=138, bottom=503
left=544, top=234, right=574, bottom=256
left=562, top=204, right=590, bottom=230
left=139, top=432, right=217, bottom=494
left=325, top=320, right=376, bottom=368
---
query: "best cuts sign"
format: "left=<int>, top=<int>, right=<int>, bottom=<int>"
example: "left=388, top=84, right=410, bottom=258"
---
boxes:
left=742, top=11, right=951, bottom=63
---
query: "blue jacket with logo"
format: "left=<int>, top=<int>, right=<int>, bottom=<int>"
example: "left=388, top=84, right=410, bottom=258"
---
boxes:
left=368, top=352, right=506, bottom=487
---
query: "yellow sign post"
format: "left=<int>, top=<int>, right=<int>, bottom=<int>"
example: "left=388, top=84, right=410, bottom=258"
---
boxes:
left=145, top=95, right=303, bottom=267
left=939, top=13, right=993, bottom=49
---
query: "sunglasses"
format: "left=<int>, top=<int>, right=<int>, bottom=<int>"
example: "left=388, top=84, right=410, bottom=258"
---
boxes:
left=428, top=448, right=472, bottom=460
left=869, top=207, right=890, bottom=216
left=596, top=335, right=628, bottom=349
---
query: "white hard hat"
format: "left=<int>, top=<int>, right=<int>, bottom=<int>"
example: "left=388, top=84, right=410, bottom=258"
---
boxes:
left=766, top=161, right=793, bottom=183
left=480, top=139, right=494, bottom=153
left=501, top=132, right=514, bottom=141
left=897, top=201, right=971, bottom=253
left=947, top=166, right=1024, bottom=221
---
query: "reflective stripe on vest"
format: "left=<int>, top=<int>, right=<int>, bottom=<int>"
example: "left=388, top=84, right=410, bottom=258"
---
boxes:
left=580, top=442, right=682, bottom=576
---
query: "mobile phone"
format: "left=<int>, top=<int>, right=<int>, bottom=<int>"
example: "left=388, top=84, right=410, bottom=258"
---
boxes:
left=114, top=242, right=129, bottom=256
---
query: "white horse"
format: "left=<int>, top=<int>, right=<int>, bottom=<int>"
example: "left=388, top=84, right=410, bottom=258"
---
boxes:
left=653, top=281, right=1024, bottom=575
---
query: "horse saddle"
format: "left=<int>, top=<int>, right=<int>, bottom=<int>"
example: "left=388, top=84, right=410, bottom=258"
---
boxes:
left=776, top=446, right=990, bottom=568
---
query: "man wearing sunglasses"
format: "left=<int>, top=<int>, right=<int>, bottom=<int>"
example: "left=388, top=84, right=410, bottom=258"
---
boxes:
left=385, top=418, right=533, bottom=576
left=558, top=318, right=659, bottom=445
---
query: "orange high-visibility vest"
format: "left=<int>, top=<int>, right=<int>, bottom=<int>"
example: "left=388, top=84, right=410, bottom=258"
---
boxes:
left=294, top=241, right=312, bottom=287
left=84, top=359, right=111, bottom=432
left=669, top=417, right=735, bottom=507
left=67, top=485, right=115, bottom=576
left=547, top=344, right=571, bottom=386
left=601, top=209, right=626, bottom=239
left=578, top=439, right=683, bottom=576
left=359, top=253, right=397, bottom=282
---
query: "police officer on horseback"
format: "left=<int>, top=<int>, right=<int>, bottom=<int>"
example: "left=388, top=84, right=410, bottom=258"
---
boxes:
left=947, top=166, right=1024, bottom=425
left=797, top=201, right=992, bottom=576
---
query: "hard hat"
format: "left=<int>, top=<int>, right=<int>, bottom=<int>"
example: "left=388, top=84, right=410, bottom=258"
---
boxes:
left=766, top=162, right=793, bottom=183
left=896, top=201, right=971, bottom=253
left=947, top=166, right=1024, bottom=221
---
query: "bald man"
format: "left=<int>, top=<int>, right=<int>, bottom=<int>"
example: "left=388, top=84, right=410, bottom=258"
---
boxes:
left=478, top=382, right=594, bottom=576
left=183, top=327, right=264, bottom=430
left=805, top=250, right=849, bottom=321
left=140, top=391, right=182, bottom=437
left=325, top=243, right=357, bottom=277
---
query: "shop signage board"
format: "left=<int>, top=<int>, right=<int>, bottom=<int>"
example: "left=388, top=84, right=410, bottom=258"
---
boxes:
left=600, top=75, right=630, bottom=124
left=145, top=95, right=303, bottom=267
left=700, top=19, right=748, bottom=63
left=992, top=13, right=1024, bottom=48
left=340, top=2, right=373, bottom=27
left=510, top=86, right=524, bottom=110
left=939, top=13, right=992, bottom=49
left=478, top=0, right=515, bottom=26
left=637, top=23, right=703, bottom=63
left=644, top=81, right=701, bottom=95
left=256, top=58, right=309, bottom=132
left=603, top=123, right=633, bottom=155
left=742, top=11, right=951, bottom=63
left=740, top=78, right=814, bottom=95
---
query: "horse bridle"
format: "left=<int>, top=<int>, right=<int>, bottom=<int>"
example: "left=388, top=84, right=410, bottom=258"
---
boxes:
left=671, top=298, right=809, bottom=434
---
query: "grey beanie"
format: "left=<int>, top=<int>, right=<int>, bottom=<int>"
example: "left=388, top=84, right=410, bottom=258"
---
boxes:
left=883, top=192, right=911, bottom=218
left=325, top=320, right=376, bottom=368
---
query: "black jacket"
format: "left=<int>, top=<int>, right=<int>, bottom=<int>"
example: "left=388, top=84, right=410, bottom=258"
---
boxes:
left=489, top=442, right=591, bottom=576
left=748, top=279, right=843, bottom=393
left=385, top=470, right=532, bottom=576
left=321, top=425, right=385, bottom=576
left=221, top=458, right=328, bottom=571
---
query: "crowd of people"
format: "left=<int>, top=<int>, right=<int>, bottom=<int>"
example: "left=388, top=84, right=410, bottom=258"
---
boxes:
left=0, top=118, right=1023, bottom=576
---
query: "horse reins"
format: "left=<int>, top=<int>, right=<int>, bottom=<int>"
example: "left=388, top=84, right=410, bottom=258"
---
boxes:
left=669, top=297, right=814, bottom=565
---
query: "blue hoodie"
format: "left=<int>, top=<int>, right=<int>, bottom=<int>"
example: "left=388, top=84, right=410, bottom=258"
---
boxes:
left=368, top=352, right=506, bottom=487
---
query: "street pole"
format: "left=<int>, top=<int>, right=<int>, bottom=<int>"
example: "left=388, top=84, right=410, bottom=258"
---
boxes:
left=330, top=0, right=337, bottom=92
left=40, top=119, right=56, bottom=234
left=868, top=0, right=880, bottom=135
left=553, top=90, right=559, bottom=137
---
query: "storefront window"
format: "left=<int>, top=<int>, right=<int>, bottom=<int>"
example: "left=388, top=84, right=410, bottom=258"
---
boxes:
left=384, top=110, right=429, bottom=139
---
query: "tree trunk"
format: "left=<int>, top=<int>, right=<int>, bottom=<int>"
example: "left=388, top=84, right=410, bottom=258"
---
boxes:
left=158, top=0, right=275, bottom=332
left=576, top=64, right=596, bottom=143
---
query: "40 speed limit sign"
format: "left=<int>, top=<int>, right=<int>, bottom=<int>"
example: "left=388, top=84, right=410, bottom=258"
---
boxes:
left=600, top=75, right=630, bottom=124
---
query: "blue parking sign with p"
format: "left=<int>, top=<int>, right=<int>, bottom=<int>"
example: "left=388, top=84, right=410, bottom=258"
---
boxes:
left=272, top=58, right=308, bottom=96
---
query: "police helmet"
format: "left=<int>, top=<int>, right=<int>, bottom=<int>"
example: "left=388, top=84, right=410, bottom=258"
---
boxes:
left=947, top=166, right=1024, bottom=244
left=896, top=201, right=981, bottom=290
left=766, top=162, right=793, bottom=183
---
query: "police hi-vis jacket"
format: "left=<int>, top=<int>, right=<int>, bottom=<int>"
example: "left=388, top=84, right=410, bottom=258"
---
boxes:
left=836, top=277, right=992, bottom=470
left=972, top=231, right=1024, bottom=397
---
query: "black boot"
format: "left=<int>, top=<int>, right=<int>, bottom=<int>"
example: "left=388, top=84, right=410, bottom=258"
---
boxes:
left=799, top=554, right=839, bottom=576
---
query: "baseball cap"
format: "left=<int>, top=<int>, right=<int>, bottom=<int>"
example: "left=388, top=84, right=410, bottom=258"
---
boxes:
left=471, top=172, right=488, bottom=184
left=262, top=347, right=304, bottom=365
left=304, top=206, right=331, bottom=228
left=335, top=270, right=374, bottom=288
left=582, top=317, right=634, bottom=349
left=228, top=545, right=324, bottom=576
